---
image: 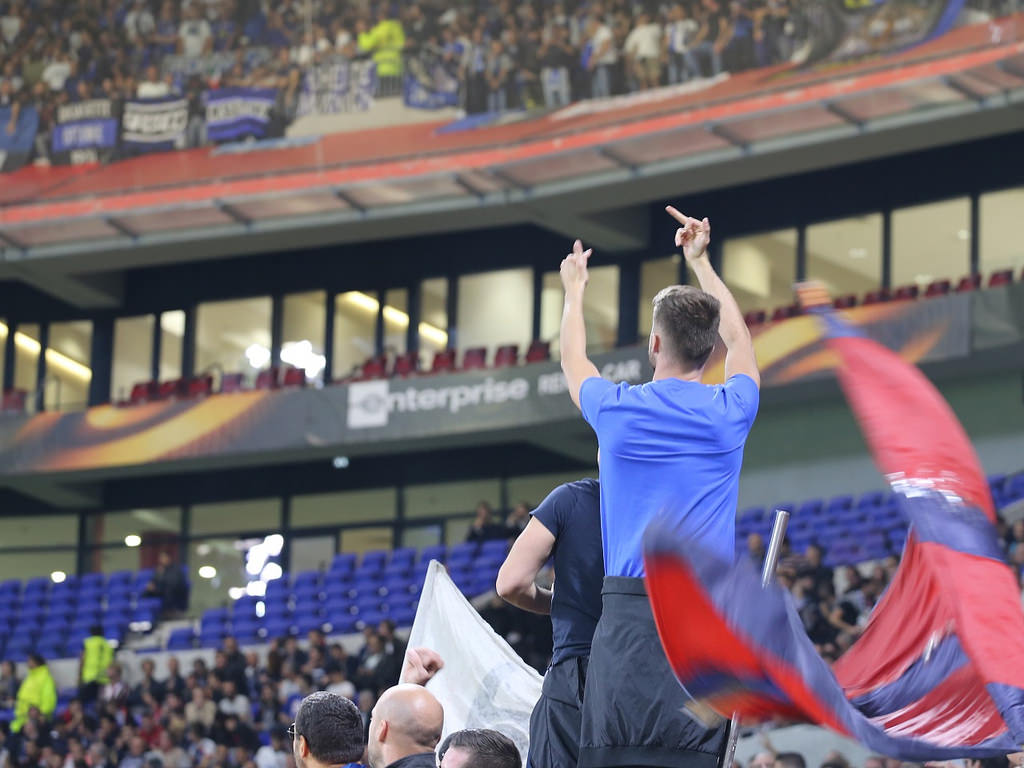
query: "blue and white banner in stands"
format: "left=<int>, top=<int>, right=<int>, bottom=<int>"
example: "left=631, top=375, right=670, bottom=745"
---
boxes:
left=402, top=71, right=459, bottom=110
left=205, top=87, right=277, bottom=142
left=52, top=99, right=118, bottom=164
left=0, top=104, right=38, bottom=172
left=121, top=97, right=188, bottom=151
left=297, top=58, right=376, bottom=116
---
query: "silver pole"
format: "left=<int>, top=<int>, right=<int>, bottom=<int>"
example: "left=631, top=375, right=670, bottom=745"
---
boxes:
left=722, top=509, right=790, bottom=768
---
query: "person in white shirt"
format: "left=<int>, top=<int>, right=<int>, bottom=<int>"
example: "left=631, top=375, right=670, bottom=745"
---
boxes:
left=624, top=12, right=662, bottom=89
left=663, top=3, right=701, bottom=83
left=585, top=14, right=617, bottom=99
left=324, top=668, right=356, bottom=701
left=124, top=0, right=156, bottom=45
left=0, top=1, right=22, bottom=46
left=254, top=729, right=288, bottom=768
left=217, top=680, right=251, bottom=722
left=41, top=50, right=72, bottom=92
left=178, top=5, right=212, bottom=58
left=136, top=65, right=170, bottom=98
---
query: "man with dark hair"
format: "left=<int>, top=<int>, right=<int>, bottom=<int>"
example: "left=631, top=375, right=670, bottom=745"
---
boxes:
left=438, top=729, right=519, bottom=768
left=365, top=684, right=443, bottom=768
left=773, top=752, right=806, bottom=768
left=290, top=691, right=365, bottom=768
left=496, top=478, right=601, bottom=767
left=559, top=206, right=760, bottom=767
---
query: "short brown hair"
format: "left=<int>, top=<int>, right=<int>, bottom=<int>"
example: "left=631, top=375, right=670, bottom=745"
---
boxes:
left=652, top=285, right=720, bottom=368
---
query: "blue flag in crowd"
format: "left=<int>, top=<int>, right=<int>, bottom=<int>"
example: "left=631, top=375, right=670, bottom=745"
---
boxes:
left=205, top=87, right=277, bottom=143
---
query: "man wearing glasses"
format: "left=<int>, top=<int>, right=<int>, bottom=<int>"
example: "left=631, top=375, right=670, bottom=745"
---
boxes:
left=289, top=691, right=366, bottom=768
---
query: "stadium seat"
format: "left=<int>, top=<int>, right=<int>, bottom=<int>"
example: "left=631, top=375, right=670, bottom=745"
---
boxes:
left=187, top=374, right=214, bottom=397
left=392, top=352, right=419, bottom=378
left=892, top=284, right=920, bottom=301
left=524, top=340, right=551, bottom=364
left=924, top=279, right=951, bottom=297
left=156, top=379, right=187, bottom=400
left=743, top=310, right=767, bottom=327
left=167, top=627, right=195, bottom=650
left=418, top=545, right=446, bottom=565
left=955, top=274, right=981, bottom=292
left=430, top=350, right=457, bottom=375
left=330, top=553, right=357, bottom=574
left=832, top=295, right=857, bottom=310
left=862, top=288, right=891, bottom=305
left=770, top=305, right=799, bottom=322
left=220, top=372, right=245, bottom=393
left=255, top=367, right=281, bottom=390
left=462, top=347, right=488, bottom=371
left=128, top=381, right=158, bottom=405
left=493, top=345, right=519, bottom=368
left=282, top=367, right=306, bottom=388
left=989, top=269, right=1014, bottom=287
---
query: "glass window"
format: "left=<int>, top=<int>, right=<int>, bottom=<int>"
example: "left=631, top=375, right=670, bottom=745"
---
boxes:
left=14, top=322, right=40, bottom=400
left=406, top=479, right=502, bottom=519
left=89, top=508, right=181, bottom=545
left=980, top=187, right=1024, bottom=276
left=0, top=549, right=77, bottom=582
left=639, top=257, right=681, bottom=337
left=340, top=526, right=393, bottom=555
left=289, top=535, right=335, bottom=573
left=190, top=498, right=281, bottom=536
left=806, top=215, right=883, bottom=296
left=46, top=320, right=92, bottom=411
left=160, top=311, right=185, bottom=380
left=457, top=269, right=533, bottom=355
left=445, top=517, right=475, bottom=546
left=189, top=537, right=251, bottom=614
left=506, top=471, right=599, bottom=506
left=891, top=198, right=970, bottom=288
left=722, top=229, right=798, bottom=312
left=419, top=279, right=449, bottom=368
left=334, top=291, right=379, bottom=379
left=87, top=546, right=143, bottom=575
left=0, top=514, right=78, bottom=547
left=196, top=297, right=272, bottom=377
left=540, top=265, right=620, bottom=354
left=402, top=524, right=441, bottom=549
left=113, top=316, right=154, bottom=401
left=291, top=489, right=397, bottom=528
left=282, top=292, right=326, bottom=384
left=383, top=288, right=409, bottom=355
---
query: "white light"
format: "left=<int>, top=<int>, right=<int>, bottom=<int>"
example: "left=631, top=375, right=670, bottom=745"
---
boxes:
left=198, top=565, right=217, bottom=579
left=957, top=229, right=970, bottom=241
left=281, top=340, right=326, bottom=380
left=332, top=456, right=350, bottom=469
left=848, top=247, right=867, bottom=259
left=228, top=587, right=245, bottom=600
left=196, top=543, right=211, bottom=556
left=340, top=292, right=448, bottom=347
left=245, top=344, right=272, bottom=370
left=124, top=534, right=142, bottom=548
left=256, top=601, right=266, bottom=618
left=246, top=548, right=268, bottom=576
left=246, top=580, right=267, bottom=597
left=50, top=571, right=66, bottom=584
left=264, top=534, right=284, bottom=557
left=260, top=562, right=283, bottom=582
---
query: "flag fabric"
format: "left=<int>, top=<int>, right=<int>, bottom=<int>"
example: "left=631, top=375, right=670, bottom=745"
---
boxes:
left=402, top=561, right=542, bottom=767
left=644, top=306, right=1024, bottom=759
left=205, top=87, right=277, bottom=142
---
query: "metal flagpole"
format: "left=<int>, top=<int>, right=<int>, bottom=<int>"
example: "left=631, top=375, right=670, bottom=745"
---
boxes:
left=722, top=508, right=790, bottom=768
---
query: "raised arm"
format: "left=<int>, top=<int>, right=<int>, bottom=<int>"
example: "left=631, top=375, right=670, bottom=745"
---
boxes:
left=560, top=239, right=601, bottom=409
left=666, top=206, right=760, bottom=387
left=496, top=517, right=556, bottom=614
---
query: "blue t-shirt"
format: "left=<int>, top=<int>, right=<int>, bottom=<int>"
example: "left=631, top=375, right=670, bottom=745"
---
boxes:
left=531, top=478, right=603, bottom=665
left=580, top=374, right=759, bottom=577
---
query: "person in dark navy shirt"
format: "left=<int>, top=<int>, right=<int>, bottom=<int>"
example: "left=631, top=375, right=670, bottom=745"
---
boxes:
left=497, top=478, right=603, bottom=768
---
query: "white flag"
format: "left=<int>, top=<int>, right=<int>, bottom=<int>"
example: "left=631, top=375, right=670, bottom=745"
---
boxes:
left=402, top=561, right=543, bottom=767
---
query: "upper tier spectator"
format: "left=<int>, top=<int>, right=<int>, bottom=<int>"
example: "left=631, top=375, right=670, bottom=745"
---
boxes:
left=465, top=501, right=506, bottom=543
left=144, top=552, right=188, bottom=614
left=178, top=5, right=212, bottom=58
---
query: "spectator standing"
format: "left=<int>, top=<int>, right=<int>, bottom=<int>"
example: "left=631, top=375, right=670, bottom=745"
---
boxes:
left=538, top=23, right=573, bottom=107
left=136, top=66, right=169, bottom=98
left=584, top=14, right=617, bottom=99
left=185, top=687, right=216, bottom=729
left=12, top=654, right=57, bottom=733
left=664, top=3, right=700, bottom=83
left=624, top=11, right=662, bottom=90
left=144, top=553, right=188, bottom=615
left=692, top=0, right=729, bottom=76
left=152, top=2, right=180, bottom=57
left=131, top=659, right=165, bottom=710
left=118, top=737, right=147, bottom=768
left=0, top=661, right=19, bottom=711
left=461, top=27, right=488, bottom=115
left=255, top=728, right=288, bottom=768
left=217, top=680, right=251, bottom=723
left=124, top=0, right=156, bottom=48
left=100, top=664, right=130, bottom=709
left=359, top=7, right=406, bottom=84
left=465, top=502, right=505, bottom=543
left=505, top=502, right=531, bottom=537
left=164, top=657, right=187, bottom=701
left=178, top=5, right=212, bottom=58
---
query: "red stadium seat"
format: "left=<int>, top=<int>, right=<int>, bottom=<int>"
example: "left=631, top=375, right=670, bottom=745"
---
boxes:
left=989, top=269, right=1013, bottom=288
left=955, top=274, right=981, bottom=293
left=862, top=288, right=892, bottom=305
left=770, top=304, right=799, bottom=322
left=743, top=310, right=767, bottom=327
left=524, top=341, right=551, bottom=364
left=430, top=350, right=457, bottom=374
left=493, top=344, right=519, bottom=368
left=892, top=284, right=919, bottom=301
left=281, top=367, right=306, bottom=388
left=832, top=295, right=857, bottom=309
left=220, top=373, right=245, bottom=393
left=187, top=375, right=213, bottom=398
left=924, top=279, right=951, bottom=298
left=1, top=389, right=27, bottom=413
left=392, top=352, right=419, bottom=378
left=254, top=367, right=280, bottom=390
left=357, top=357, right=388, bottom=381
left=157, top=379, right=186, bottom=400
left=462, top=347, right=487, bottom=371
left=129, top=381, right=158, bottom=405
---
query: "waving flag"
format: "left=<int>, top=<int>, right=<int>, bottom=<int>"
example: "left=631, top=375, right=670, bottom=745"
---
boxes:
left=644, top=296, right=1024, bottom=758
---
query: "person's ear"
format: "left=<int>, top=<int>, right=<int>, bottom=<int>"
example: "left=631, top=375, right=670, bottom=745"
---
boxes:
left=378, top=720, right=389, bottom=743
left=651, top=333, right=661, bottom=355
left=300, top=736, right=311, bottom=758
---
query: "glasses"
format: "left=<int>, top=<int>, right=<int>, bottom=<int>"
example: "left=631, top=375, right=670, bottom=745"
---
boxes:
left=287, top=724, right=298, bottom=740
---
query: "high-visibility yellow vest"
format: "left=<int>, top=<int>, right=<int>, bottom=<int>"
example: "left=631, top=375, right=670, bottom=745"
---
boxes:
left=81, top=635, right=113, bottom=685
left=12, top=665, right=56, bottom=732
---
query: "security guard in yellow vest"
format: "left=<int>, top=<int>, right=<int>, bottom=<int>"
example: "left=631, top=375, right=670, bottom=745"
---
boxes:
left=78, top=624, right=113, bottom=703
left=12, top=653, right=56, bottom=733
left=357, top=9, right=406, bottom=79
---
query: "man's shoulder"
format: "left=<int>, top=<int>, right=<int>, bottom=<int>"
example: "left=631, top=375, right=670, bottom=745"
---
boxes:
left=387, top=753, right=437, bottom=768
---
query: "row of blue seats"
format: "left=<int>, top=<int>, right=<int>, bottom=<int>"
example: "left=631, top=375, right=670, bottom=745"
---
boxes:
left=0, top=568, right=158, bottom=596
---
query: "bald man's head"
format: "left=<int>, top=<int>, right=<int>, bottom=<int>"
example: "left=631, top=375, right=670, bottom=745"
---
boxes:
left=367, top=684, right=444, bottom=768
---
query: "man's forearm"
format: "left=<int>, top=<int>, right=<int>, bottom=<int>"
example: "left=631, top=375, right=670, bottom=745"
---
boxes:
left=560, top=287, right=588, bottom=369
left=501, top=583, right=553, bottom=615
left=689, top=254, right=750, bottom=350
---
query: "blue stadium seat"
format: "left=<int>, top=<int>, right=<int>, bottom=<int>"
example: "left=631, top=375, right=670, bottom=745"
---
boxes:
left=264, top=618, right=294, bottom=638
left=418, top=545, right=446, bottom=564
left=390, top=548, right=417, bottom=566
left=330, top=553, right=358, bottom=574
left=167, top=627, right=196, bottom=650
left=326, top=613, right=358, bottom=635
left=856, top=490, right=886, bottom=509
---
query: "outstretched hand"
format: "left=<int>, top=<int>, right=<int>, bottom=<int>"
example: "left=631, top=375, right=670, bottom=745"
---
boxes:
left=401, top=647, right=444, bottom=686
left=666, top=206, right=711, bottom=262
left=560, top=239, right=592, bottom=295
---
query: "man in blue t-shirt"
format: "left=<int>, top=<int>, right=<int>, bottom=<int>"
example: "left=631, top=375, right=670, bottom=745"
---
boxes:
left=496, top=478, right=602, bottom=768
left=559, top=207, right=760, bottom=768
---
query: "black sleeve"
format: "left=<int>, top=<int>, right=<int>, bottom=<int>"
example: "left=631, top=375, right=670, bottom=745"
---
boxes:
left=531, top=483, right=575, bottom=540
